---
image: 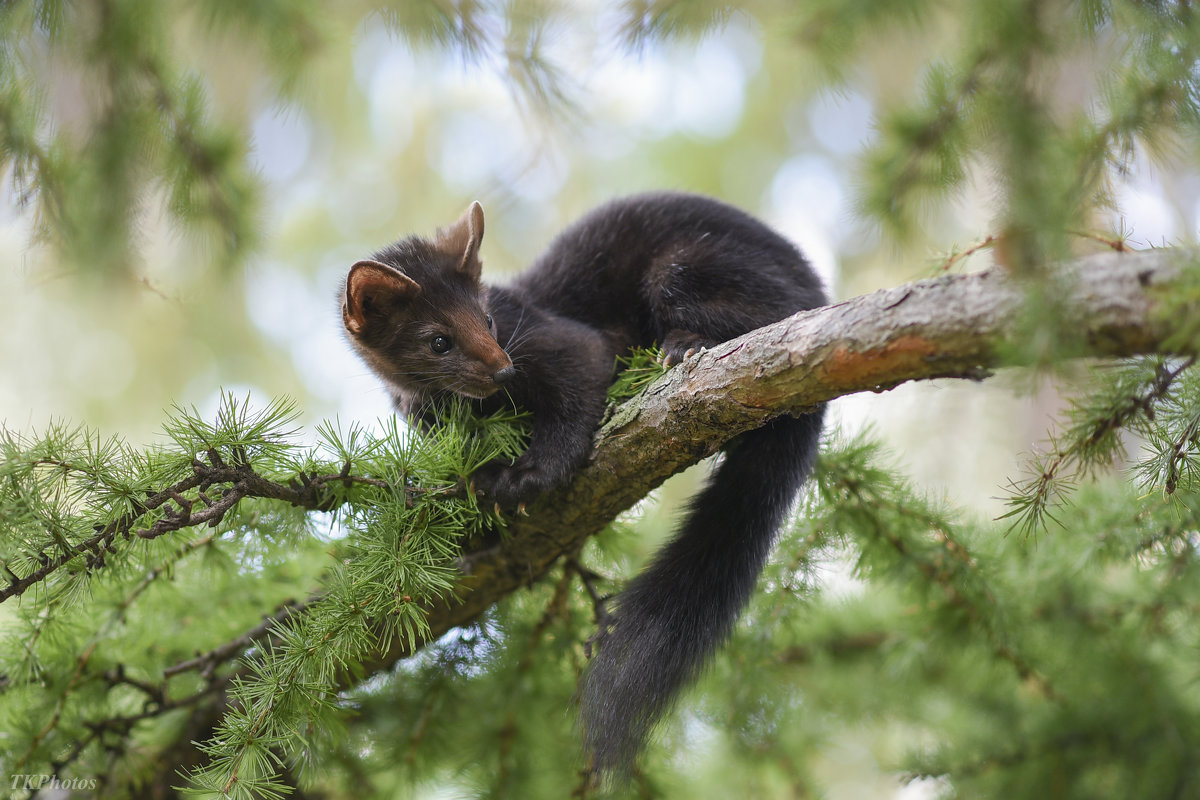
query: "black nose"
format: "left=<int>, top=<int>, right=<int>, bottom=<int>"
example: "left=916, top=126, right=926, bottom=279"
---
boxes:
left=493, top=366, right=516, bottom=385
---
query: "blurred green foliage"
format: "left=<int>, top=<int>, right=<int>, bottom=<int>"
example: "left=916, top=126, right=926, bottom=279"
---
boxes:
left=4, top=1, right=1200, bottom=798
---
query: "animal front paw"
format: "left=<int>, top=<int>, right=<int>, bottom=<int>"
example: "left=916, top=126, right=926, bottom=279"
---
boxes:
left=661, top=329, right=718, bottom=367
left=471, top=458, right=556, bottom=508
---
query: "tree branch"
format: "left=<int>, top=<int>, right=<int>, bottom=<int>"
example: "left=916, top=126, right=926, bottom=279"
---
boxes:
left=389, top=248, right=1194, bottom=663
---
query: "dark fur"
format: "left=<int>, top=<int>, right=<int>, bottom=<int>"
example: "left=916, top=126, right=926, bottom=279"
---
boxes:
left=341, top=192, right=827, bottom=773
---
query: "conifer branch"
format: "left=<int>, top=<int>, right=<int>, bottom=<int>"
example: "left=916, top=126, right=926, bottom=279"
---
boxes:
left=1002, top=355, right=1198, bottom=533
left=163, top=597, right=310, bottom=680
left=0, top=457, right=391, bottom=604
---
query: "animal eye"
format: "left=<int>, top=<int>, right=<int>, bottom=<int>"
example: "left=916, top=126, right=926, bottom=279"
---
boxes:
left=430, top=335, right=452, bottom=354
left=486, top=314, right=494, bottom=330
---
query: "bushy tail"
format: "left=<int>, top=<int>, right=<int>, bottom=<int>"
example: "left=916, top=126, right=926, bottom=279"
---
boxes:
left=580, top=408, right=825, bottom=773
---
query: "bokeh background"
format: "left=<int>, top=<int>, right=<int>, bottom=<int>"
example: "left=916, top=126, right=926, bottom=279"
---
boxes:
left=5, top=4, right=1200, bottom=797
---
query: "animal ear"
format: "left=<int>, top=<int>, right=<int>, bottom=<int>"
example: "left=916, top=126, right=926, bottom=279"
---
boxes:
left=435, top=200, right=485, bottom=281
left=343, top=259, right=422, bottom=335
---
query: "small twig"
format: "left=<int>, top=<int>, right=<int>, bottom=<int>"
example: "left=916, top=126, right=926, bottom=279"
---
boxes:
left=164, top=598, right=309, bottom=679
left=1162, top=411, right=1200, bottom=495
left=779, top=630, right=894, bottom=664
left=404, top=479, right=468, bottom=509
left=103, top=667, right=167, bottom=707
left=567, top=557, right=618, bottom=660
left=567, top=557, right=612, bottom=628
left=939, top=228, right=1130, bottom=275
left=938, top=234, right=1003, bottom=273
left=137, top=275, right=178, bottom=303
left=1067, top=228, right=1131, bottom=252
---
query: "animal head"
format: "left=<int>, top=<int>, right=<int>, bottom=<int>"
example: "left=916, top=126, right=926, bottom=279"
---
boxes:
left=341, top=201, right=514, bottom=400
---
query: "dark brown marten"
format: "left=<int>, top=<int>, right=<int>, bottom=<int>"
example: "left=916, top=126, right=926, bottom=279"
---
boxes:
left=341, top=192, right=826, bottom=774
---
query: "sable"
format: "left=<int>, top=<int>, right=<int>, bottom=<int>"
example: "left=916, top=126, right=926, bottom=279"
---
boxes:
left=341, top=192, right=827, bottom=773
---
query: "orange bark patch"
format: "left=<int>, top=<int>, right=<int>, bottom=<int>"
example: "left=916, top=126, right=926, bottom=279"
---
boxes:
left=819, top=335, right=942, bottom=391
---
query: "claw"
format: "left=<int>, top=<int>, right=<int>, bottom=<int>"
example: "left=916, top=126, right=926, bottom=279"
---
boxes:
left=469, top=478, right=478, bottom=496
left=517, top=502, right=529, bottom=517
left=494, top=502, right=502, bottom=516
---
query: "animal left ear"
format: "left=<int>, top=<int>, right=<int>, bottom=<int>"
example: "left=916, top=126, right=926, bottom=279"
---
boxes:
left=435, top=201, right=485, bottom=281
left=343, top=259, right=422, bottom=336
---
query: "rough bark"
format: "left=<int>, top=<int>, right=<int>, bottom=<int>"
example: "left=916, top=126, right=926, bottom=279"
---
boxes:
left=158, top=247, right=1195, bottom=792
